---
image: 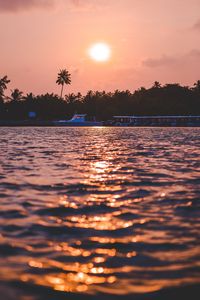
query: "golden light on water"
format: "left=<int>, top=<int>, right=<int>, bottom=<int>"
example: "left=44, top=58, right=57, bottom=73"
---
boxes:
left=1, top=135, right=200, bottom=299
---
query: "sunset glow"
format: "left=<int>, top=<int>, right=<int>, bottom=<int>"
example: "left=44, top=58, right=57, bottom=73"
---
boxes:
left=0, top=1, right=200, bottom=300
left=89, top=43, right=111, bottom=62
left=0, top=1, right=200, bottom=94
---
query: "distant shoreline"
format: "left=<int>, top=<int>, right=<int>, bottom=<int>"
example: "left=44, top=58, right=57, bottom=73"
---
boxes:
left=1, top=114, right=200, bottom=127
left=0, top=120, right=200, bottom=127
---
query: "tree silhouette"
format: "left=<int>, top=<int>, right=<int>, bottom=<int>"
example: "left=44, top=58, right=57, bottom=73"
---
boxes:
left=56, top=69, right=71, bottom=98
left=0, top=79, right=200, bottom=120
left=65, top=93, right=77, bottom=104
left=0, top=75, right=10, bottom=101
left=10, top=89, right=23, bottom=102
left=153, top=81, right=161, bottom=88
left=26, top=93, right=35, bottom=102
left=193, top=80, right=200, bottom=92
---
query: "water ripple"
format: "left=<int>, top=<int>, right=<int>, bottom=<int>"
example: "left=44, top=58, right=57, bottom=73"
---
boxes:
left=0, top=127, right=200, bottom=299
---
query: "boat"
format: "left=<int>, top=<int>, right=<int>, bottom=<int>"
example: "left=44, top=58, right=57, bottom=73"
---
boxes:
left=105, top=115, right=200, bottom=127
left=53, top=114, right=103, bottom=126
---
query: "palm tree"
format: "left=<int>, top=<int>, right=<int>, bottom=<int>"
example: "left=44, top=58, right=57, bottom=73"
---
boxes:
left=153, top=81, right=161, bottom=88
left=56, top=69, right=71, bottom=98
left=65, top=93, right=76, bottom=104
left=10, top=89, right=23, bottom=102
left=26, top=93, right=35, bottom=102
left=193, top=80, right=200, bottom=92
left=0, top=75, right=10, bottom=100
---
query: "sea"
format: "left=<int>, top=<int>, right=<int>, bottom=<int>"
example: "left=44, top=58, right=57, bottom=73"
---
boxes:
left=0, top=127, right=200, bottom=300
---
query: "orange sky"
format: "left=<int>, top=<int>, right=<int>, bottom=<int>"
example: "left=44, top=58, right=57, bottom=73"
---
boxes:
left=0, top=0, right=200, bottom=96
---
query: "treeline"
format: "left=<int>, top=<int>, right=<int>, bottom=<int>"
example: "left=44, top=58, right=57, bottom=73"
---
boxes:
left=0, top=77, right=200, bottom=121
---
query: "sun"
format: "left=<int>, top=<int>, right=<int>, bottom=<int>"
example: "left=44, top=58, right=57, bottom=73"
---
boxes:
left=89, top=43, right=111, bottom=62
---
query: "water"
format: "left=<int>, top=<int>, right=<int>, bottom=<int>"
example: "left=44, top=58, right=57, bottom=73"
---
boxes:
left=0, top=127, right=200, bottom=300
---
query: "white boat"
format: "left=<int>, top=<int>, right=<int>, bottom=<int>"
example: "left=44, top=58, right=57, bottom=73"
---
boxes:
left=53, top=114, right=102, bottom=126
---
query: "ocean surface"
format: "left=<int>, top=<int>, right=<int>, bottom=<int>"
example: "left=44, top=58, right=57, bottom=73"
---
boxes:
left=0, top=127, right=200, bottom=300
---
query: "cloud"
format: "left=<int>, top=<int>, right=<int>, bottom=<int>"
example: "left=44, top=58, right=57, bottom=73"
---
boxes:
left=192, top=20, right=200, bottom=31
left=143, top=50, right=200, bottom=68
left=143, top=55, right=177, bottom=68
left=70, top=0, right=83, bottom=5
left=68, top=0, right=92, bottom=11
left=68, top=0, right=108, bottom=12
left=0, top=0, right=54, bottom=12
left=188, top=49, right=200, bottom=58
left=0, top=0, right=107, bottom=13
left=70, top=0, right=98, bottom=6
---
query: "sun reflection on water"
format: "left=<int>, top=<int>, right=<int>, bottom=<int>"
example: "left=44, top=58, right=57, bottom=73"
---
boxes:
left=19, top=153, right=200, bottom=294
left=0, top=128, right=200, bottom=298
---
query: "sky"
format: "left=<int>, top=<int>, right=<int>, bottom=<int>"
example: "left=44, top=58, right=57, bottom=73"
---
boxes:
left=0, top=0, right=200, bottom=96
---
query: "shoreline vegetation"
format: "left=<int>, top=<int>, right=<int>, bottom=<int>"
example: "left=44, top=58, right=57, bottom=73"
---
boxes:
left=0, top=72, right=200, bottom=122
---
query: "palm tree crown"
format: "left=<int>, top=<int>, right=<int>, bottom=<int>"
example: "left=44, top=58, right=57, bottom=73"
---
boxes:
left=10, top=89, right=23, bottom=102
left=153, top=81, right=161, bottom=88
left=56, top=69, right=71, bottom=98
left=0, top=75, right=10, bottom=99
left=193, top=80, right=200, bottom=92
